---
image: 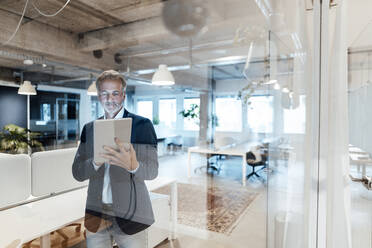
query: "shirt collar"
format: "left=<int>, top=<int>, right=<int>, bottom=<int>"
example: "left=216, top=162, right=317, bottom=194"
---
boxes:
left=104, top=106, right=125, bottom=120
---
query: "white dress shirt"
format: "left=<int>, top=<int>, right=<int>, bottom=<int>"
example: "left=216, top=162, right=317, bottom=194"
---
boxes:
left=92, top=107, right=138, bottom=204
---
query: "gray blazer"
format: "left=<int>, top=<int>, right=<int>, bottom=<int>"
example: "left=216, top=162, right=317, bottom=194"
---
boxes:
left=72, top=109, right=158, bottom=233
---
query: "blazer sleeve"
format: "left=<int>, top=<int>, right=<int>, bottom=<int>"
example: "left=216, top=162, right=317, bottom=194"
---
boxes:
left=132, top=119, right=159, bottom=181
left=72, top=124, right=103, bottom=182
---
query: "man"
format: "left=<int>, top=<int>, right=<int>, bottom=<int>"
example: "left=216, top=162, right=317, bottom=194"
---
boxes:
left=72, top=70, right=158, bottom=248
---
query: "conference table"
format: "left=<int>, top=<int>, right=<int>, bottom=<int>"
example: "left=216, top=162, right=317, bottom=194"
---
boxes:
left=187, top=142, right=258, bottom=186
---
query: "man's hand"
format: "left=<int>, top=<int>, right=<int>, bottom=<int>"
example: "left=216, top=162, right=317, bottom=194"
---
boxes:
left=100, top=137, right=139, bottom=171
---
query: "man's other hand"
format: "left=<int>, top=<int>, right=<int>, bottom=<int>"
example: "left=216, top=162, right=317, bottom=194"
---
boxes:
left=100, top=137, right=139, bottom=171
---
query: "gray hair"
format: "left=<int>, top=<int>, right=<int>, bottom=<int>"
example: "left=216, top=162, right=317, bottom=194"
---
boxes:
left=96, top=70, right=127, bottom=92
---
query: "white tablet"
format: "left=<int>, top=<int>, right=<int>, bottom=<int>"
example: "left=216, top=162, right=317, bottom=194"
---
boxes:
left=94, top=118, right=132, bottom=164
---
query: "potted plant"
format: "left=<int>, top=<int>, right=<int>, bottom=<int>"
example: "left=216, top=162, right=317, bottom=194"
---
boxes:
left=152, top=116, right=160, bottom=125
left=0, top=124, right=44, bottom=154
left=179, top=103, right=199, bottom=120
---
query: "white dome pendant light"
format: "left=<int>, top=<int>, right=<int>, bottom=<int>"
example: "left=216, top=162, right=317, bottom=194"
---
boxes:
left=18, top=80, right=37, bottom=95
left=152, top=64, right=175, bottom=86
left=87, top=81, right=98, bottom=96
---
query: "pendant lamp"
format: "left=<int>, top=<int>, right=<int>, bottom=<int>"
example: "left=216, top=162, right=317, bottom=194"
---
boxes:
left=18, top=80, right=37, bottom=95
left=152, top=64, right=175, bottom=85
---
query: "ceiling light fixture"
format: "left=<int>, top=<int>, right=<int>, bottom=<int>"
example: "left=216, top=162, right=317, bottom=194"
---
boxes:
left=87, top=81, right=98, bottom=96
left=263, top=79, right=278, bottom=85
left=23, top=59, right=34, bottom=65
left=282, top=87, right=289, bottom=93
left=273, top=82, right=281, bottom=90
left=162, top=0, right=208, bottom=38
left=18, top=80, right=37, bottom=95
left=152, top=64, right=175, bottom=86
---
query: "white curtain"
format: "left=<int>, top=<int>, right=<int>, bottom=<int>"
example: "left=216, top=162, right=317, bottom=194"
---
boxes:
left=326, top=0, right=352, bottom=247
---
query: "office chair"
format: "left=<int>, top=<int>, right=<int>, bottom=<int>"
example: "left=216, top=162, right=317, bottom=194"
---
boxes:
left=246, top=146, right=268, bottom=179
left=166, top=136, right=183, bottom=155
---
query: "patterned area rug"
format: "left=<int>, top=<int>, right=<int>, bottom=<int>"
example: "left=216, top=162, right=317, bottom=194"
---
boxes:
left=153, top=183, right=258, bottom=235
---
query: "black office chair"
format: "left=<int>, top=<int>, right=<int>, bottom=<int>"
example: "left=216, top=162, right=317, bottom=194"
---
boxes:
left=166, top=136, right=183, bottom=155
left=193, top=153, right=223, bottom=174
left=246, top=148, right=268, bottom=179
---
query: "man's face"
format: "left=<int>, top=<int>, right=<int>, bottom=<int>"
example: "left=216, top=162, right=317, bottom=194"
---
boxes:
left=98, top=79, right=125, bottom=118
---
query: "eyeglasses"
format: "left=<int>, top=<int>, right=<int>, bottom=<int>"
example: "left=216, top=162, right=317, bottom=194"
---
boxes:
left=98, top=91, right=124, bottom=98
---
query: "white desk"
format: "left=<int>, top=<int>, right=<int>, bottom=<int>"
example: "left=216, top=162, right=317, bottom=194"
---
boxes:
left=349, top=145, right=369, bottom=155
left=0, top=187, right=87, bottom=248
left=349, top=145, right=372, bottom=177
left=0, top=177, right=178, bottom=248
left=350, top=153, right=372, bottom=178
left=187, top=143, right=256, bottom=186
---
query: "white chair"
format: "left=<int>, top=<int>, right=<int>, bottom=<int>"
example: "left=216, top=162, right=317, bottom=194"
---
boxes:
left=31, top=148, right=87, bottom=246
left=31, top=147, right=88, bottom=197
left=0, top=154, right=31, bottom=209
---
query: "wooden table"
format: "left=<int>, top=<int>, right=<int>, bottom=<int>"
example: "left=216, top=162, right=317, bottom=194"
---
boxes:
left=0, top=177, right=178, bottom=248
left=187, top=143, right=257, bottom=186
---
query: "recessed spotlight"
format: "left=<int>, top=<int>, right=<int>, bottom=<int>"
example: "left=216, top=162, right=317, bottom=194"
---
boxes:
left=23, top=59, right=34, bottom=65
left=42, top=63, right=47, bottom=68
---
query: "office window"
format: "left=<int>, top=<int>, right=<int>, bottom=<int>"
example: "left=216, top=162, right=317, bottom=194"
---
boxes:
left=159, top=98, right=176, bottom=129
left=137, top=100, right=153, bottom=121
left=183, top=98, right=200, bottom=130
left=284, top=95, right=306, bottom=134
left=41, top=104, right=51, bottom=122
left=91, top=99, right=104, bottom=120
left=247, top=96, right=273, bottom=133
left=216, top=97, right=242, bottom=132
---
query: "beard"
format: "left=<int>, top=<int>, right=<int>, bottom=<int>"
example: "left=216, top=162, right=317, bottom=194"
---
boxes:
left=103, top=101, right=123, bottom=117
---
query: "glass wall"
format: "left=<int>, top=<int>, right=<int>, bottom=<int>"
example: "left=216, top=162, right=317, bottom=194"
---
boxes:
left=265, top=1, right=318, bottom=248
left=30, top=91, right=80, bottom=151
left=3, top=0, right=360, bottom=248
left=347, top=1, right=372, bottom=246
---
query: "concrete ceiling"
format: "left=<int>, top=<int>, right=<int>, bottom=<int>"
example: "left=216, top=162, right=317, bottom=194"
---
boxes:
left=0, top=0, right=300, bottom=91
